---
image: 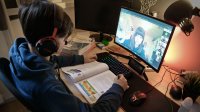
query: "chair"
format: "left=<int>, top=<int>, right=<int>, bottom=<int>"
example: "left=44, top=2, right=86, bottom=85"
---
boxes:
left=0, top=57, right=39, bottom=112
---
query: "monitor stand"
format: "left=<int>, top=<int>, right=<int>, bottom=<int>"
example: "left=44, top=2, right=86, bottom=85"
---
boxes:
left=89, top=32, right=113, bottom=42
left=145, top=65, right=154, bottom=72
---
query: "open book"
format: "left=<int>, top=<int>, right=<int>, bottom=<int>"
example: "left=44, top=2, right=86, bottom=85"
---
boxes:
left=61, top=61, right=116, bottom=104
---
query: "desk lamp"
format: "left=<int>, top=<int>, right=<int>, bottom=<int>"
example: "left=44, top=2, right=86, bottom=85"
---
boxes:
left=164, top=0, right=200, bottom=72
left=164, top=0, right=200, bottom=100
left=164, top=0, right=200, bottom=36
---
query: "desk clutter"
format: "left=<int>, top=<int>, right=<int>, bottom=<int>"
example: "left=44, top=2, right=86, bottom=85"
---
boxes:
left=60, top=36, right=96, bottom=55
left=121, top=72, right=179, bottom=112
left=96, top=52, right=179, bottom=112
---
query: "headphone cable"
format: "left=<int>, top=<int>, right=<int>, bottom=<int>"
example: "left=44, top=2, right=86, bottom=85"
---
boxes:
left=50, top=55, right=72, bottom=94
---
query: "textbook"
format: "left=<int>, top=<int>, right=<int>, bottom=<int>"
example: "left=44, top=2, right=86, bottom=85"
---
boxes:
left=60, top=38, right=96, bottom=55
left=61, top=61, right=116, bottom=104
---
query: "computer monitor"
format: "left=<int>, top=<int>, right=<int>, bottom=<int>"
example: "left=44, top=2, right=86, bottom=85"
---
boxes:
left=74, top=0, right=131, bottom=41
left=115, top=7, right=175, bottom=72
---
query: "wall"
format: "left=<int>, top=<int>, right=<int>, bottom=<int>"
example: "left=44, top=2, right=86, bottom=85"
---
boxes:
left=0, top=30, right=13, bottom=103
left=150, top=0, right=200, bottom=20
left=149, top=0, right=200, bottom=72
left=150, top=0, right=175, bottom=19
left=0, top=31, right=10, bottom=58
left=164, top=16, right=200, bottom=72
left=0, top=1, right=7, bottom=30
left=0, top=0, right=20, bottom=103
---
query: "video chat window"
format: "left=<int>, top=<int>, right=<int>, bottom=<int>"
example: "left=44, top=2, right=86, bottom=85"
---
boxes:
left=115, top=8, right=175, bottom=71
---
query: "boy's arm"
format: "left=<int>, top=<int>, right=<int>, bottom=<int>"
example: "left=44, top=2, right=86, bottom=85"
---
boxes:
left=91, top=84, right=124, bottom=112
left=37, top=82, right=124, bottom=112
left=50, top=55, right=84, bottom=67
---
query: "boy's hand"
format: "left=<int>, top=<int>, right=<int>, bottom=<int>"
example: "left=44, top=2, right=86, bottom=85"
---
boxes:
left=83, top=54, right=97, bottom=63
left=114, top=74, right=129, bottom=91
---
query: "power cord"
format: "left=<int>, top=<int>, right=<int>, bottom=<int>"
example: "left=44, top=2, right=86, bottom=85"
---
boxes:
left=164, top=76, right=180, bottom=112
left=144, top=65, right=182, bottom=112
left=145, top=68, right=167, bottom=94
left=162, top=66, right=182, bottom=112
left=162, top=65, right=182, bottom=86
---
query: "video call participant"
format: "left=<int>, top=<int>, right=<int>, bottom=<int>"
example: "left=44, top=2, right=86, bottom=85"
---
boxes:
left=129, top=26, right=146, bottom=59
left=9, top=0, right=129, bottom=112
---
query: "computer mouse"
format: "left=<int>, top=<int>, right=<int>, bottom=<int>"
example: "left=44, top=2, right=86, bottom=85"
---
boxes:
left=169, top=84, right=182, bottom=100
left=129, top=90, right=147, bottom=106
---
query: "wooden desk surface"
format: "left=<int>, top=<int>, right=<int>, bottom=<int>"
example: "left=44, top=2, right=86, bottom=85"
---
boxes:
left=60, top=30, right=200, bottom=112
left=60, top=46, right=181, bottom=112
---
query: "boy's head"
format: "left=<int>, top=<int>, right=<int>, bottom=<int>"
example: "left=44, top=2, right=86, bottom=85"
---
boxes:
left=18, top=0, right=73, bottom=47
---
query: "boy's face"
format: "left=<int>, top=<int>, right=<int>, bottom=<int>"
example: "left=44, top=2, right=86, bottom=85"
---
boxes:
left=56, top=34, right=70, bottom=53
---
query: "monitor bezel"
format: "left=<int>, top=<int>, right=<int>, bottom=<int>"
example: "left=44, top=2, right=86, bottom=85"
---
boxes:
left=114, top=7, right=176, bottom=72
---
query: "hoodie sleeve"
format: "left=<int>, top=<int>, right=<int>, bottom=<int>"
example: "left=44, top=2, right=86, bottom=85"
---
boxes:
left=37, top=82, right=124, bottom=112
left=50, top=55, right=84, bottom=67
left=91, top=84, right=124, bottom=112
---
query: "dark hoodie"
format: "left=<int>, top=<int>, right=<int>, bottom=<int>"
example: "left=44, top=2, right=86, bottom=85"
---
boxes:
left=9, top=38, right=124, bottom=112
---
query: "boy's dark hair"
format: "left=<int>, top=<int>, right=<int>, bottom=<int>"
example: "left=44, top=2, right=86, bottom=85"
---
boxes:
left=18, top=0, right=73, bottom=46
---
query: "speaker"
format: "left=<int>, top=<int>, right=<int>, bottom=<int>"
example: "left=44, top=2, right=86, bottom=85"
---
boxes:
left=128, top=58, right=145, bottom=75
left=35, top=27, right=59, bottom=56
left=169, top=84, right=183, bottom=100
left=128, top=58, right=148, bottom=81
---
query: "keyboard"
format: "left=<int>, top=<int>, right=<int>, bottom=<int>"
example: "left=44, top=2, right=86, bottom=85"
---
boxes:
left=97, top=52, right=132, bottom=78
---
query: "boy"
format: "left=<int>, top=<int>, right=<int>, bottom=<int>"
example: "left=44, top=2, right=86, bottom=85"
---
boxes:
left=9, top=0, right=129, bottom=112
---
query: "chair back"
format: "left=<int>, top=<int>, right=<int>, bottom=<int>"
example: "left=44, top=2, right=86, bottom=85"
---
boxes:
left=0, top=57, right=39, bottom=112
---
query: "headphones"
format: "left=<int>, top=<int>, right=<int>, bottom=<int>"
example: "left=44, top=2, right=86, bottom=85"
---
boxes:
left=35, top=3, right=61, bottom=57
left=35, top=27, right=59, bottom=56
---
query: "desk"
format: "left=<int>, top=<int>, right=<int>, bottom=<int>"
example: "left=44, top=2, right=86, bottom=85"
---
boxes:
left=60, top=30, right=200, bottom=112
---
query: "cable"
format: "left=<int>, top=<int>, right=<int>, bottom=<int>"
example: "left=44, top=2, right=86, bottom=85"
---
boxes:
left=128, top=53, right=133, bottom=57
left=163, top=65, right=182, bottom=85
left=165, top=81, right=174, bottom=112
left=50, top=55, right=72, bottom=94
left=162, top=65, right=180, bottom=75
left=145, top=68, right=167, bottom=94
left=169, top=71, right=177, bottom=86
left=145, top=65, right=181, bottom=94
left=164, top=76, right=179, bottom=112
left=143, top=65, right=178, bottom=112
left=162, top=65, right=186, bottom=112
left=107, top=51, right=131, bottom=59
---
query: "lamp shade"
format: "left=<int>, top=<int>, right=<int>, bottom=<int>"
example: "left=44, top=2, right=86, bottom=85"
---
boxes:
left=164, top=0, right=193, bottom=23
left=164, top=0, right=194, bottom=36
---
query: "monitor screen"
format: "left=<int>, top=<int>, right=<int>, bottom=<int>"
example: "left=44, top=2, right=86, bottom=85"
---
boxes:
left=115, top=8, right=175, bottom=72
left=74, top=0, right=130, bottom=35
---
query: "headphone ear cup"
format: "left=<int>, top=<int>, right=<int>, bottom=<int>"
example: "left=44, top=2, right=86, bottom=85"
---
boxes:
left=35, top=37, right=58, bottom=56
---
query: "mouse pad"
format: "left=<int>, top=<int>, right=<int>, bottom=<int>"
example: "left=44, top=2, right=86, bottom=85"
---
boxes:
left=121, top=74, right=179, bottom=112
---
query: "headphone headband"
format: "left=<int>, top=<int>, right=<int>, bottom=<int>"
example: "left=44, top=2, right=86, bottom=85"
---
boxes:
left=35, top=3, right=59, bottom=57
left=52, top=27, right=58, bottom=38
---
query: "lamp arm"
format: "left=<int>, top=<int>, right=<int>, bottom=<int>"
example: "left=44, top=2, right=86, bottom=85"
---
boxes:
left=192, top=7, right=200, bottom=17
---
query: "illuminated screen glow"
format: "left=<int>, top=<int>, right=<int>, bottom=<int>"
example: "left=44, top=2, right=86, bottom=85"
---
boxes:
left=115, top=8, right=175, bottom=72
